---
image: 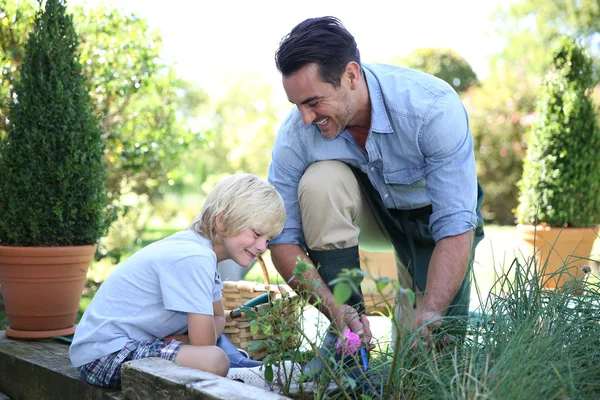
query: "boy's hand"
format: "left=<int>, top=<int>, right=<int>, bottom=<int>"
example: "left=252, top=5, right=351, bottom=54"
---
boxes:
left=164, top=334, right=189, bottom=344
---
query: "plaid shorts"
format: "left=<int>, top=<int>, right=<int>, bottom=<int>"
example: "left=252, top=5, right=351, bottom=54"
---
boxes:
left=77, top=339, right=184, bottom=388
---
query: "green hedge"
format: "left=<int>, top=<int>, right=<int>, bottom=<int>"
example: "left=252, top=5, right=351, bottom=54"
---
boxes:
left=516, top=37, right=600, bottom=227
left=0, top=0, right=107, bottom=246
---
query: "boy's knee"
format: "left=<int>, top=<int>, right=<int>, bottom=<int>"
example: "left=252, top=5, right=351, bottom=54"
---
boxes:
left=209, top=346, right=230, bottom=377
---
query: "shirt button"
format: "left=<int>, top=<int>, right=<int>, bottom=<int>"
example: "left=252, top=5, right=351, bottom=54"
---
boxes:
left=384, top=194, right=389, bottom=199
left=370, top=167, right=375, bottom=171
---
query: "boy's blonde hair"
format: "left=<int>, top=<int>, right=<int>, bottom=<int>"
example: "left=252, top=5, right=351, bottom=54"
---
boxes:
left=190, top=174, right=286, bottom=242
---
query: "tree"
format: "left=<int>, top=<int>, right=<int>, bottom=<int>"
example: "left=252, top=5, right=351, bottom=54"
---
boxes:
left=0, top=0, right=36, bottom=137
left=392, top=48, right=478, bottom=93
left=463, top=68, right=537, bottom=224
left=493, top=0, right=600, bottom=80
left=72, top=4, right=206, bottom=203
left=180, top=72, right=283, bottom=194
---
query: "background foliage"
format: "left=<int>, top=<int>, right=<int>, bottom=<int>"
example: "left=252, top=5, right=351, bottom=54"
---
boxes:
left=0, top=0, right=208, bottom=258
left=469, top=0, right=600, bottom=224
left=393, top=47, right=478, bottom=94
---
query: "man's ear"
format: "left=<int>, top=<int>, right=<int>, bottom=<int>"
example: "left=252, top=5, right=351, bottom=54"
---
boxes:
left=344, top=61, right=361, bottom=90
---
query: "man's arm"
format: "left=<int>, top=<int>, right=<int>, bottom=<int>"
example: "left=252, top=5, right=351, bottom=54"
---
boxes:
left=415, top=230, right=473, bottom=338
left=414, top=89, right=479, bottom=342
left=270, top=243, right=372, bottom=343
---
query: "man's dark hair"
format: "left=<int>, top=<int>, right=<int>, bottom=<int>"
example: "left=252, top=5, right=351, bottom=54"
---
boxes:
left=275, top=16, right=361, bottom=88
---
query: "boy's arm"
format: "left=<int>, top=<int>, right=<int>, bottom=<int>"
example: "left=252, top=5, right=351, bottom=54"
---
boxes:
left=187, top=313, right=218, bottom=346
left=213, top=299, right=225, bottom=337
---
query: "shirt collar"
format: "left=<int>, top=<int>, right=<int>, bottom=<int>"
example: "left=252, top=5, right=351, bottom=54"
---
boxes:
left=363, top=64, right=394, bottom=134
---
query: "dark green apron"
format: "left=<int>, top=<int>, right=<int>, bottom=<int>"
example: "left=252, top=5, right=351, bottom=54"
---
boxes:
left=350, top=166, right=485, bottom=317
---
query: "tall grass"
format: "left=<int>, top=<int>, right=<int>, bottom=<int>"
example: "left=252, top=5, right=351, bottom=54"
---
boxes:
left=255, top=254, right=600, bottom=399
left=398, top=259, right=600, bottom=400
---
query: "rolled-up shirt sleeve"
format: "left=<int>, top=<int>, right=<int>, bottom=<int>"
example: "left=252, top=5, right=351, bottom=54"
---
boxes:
left=420, top=90, right=479, bottom=242
left=268, top=115, right=309, bottom=249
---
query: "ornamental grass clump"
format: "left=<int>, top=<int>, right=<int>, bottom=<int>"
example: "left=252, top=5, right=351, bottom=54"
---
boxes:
left=516, top=36, right=600, bottom=227
left=0, top=0, right=107, bottom=246
left=251, top=257, right=600, bottom=399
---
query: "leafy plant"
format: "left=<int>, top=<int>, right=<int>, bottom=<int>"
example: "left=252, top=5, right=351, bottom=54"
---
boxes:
left=516, top=36, right=600, bottom=227
left=0, top=0, right=107, bottom=246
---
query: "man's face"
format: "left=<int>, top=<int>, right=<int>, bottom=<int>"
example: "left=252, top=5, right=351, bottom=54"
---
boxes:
left=283, top=63, right=355, bottom=139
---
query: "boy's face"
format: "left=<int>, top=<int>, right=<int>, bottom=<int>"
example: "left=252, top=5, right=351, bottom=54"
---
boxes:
left=221, top=228, right=270, bottom=268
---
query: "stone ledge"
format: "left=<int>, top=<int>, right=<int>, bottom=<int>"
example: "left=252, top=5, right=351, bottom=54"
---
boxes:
left=0, top=331, right=290, bottom=400
left=0, top=331, right=122, bottom=400
left=123, top=358, right=290, bottom=400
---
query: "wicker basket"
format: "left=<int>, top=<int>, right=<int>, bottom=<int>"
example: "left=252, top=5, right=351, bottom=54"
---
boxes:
left=222, top=256, right=299, bottom=360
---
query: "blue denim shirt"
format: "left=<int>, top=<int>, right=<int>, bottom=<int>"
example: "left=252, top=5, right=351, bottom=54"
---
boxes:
left=268, top=63, right=479, bottom=249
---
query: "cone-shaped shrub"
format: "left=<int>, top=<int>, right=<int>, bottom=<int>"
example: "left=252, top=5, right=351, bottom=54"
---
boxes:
left=516, top=36, right=600, bottom=227
left=0, top=0, right=107, bottom=246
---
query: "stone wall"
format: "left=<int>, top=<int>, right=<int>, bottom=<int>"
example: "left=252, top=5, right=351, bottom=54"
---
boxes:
left=0, top=332, right=289, bottom=400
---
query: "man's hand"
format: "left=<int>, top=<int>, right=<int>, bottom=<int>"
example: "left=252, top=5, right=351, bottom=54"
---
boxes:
left=409, top=230, right=473, bottom=350
left=331, top=304, right=374, bottom=350
left=411, top=308, right=455, bottom=350
left=270, top=245, right=375, bottom=348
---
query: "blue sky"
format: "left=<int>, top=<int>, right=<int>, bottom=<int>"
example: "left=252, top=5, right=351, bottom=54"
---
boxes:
left=70, top=0, right=508, bottom=97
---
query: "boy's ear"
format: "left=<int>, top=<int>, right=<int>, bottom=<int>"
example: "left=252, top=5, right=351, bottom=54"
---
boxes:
left=215, top=211, right=225, bottom=238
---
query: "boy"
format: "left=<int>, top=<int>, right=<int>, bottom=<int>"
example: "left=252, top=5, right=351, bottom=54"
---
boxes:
left=70, top=174, right=286, bottom=388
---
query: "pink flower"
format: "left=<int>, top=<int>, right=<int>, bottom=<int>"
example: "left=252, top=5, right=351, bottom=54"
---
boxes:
left=335, top=327, right=361, bottom=356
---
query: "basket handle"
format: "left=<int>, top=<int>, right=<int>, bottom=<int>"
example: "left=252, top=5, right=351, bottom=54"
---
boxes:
left=256, top=254, right=270, bottom=286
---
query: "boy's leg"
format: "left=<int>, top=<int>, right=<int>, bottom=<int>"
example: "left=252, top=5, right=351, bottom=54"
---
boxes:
left=78, top=339, right=186, bottom=388
left=174, top=345, right=229, bottom=377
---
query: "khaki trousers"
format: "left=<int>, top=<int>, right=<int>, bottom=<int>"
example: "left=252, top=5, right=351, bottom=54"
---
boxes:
left=298, top=160, right=424, bottom=340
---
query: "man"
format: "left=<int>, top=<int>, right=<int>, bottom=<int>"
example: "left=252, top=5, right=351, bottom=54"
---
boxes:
left=267, top=16, right=484, bottom=353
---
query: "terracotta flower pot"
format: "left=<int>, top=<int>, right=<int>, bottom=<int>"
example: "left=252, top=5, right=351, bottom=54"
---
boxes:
left=0, top=245, right=96, bottom=339
left=516, top=224, right=598, bottom=289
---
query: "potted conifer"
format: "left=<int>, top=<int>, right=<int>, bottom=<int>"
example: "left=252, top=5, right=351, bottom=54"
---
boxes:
left=515, top=36, right=600, bottom=289
left=0, top=0, right=107, bottom=339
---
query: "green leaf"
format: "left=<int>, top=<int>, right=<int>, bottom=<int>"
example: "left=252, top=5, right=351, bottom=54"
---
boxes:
left=250, top=323, right=259, bottom=335
left=294, top=259, right=310, bottom=275
left=376, top=277, right=391, bottom=292
left=400, top=287, right=416, bottom=306
left=333, top=282, right=352, bottom=306
left=261, top=324, right=272, bottom=335
left=264, top=365, right=274, bottom=382
left=247, top=341, right=261, bottom=352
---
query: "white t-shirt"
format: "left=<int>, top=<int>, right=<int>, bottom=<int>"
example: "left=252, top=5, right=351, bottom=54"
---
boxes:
left=69, top=230, right=223, bottom=367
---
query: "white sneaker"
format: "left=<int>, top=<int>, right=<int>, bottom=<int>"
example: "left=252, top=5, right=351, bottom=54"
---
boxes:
left=227, top=365, right=268, bottom=389
left=226, top=361, right=302, bottom=391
